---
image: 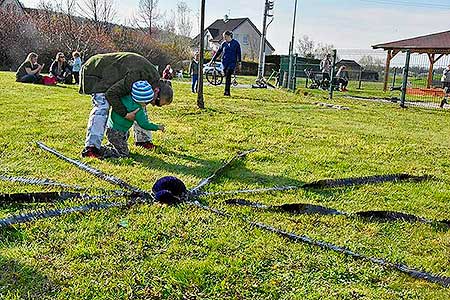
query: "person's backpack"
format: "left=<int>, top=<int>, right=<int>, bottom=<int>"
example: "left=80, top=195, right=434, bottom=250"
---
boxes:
left=42, top=75, right=57, bottom=86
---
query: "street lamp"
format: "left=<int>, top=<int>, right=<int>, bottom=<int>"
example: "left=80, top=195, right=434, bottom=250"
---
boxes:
left=255, top=0, right=275, bottom=88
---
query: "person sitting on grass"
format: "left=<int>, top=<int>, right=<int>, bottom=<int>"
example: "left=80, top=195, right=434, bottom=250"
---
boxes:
left=50, top=52, right=73, bottom=84
left=16, top=52, right=44, bottom=84
left=440, top=64, right=450, bottom=108
left=102, top=81, right=169, bottom=159
left=336, top=65, right=349, bottom=92
left=162, top=64, right=174, bottom=80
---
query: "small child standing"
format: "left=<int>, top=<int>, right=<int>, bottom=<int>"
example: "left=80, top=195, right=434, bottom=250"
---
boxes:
left=72, top=51, right=82, bottom=84
left=103, top=81, right=169, bottom=158
left=189, top=52, right=199, bottom=93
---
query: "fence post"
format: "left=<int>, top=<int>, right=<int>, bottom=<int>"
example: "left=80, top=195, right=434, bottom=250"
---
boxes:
left=400, top=50, right=411, bottom=108
left=329, top=49, right=337, bottom=100
left=282, top=71, right=288, bottom=88
left=291, top=54, right=298, bottom=91
left=358, top=68, right=363, bottom=89
left=391, top=67, right=397, bottom=89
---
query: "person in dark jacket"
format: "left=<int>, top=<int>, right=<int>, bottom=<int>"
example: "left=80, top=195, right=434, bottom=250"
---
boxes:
left=50, top=52, right=72, bottom=84
left=79, top=52, right=174, bottom=159
left=210, top=31, right=242, bottom=96
left=189, top=52, right=199, bottom=93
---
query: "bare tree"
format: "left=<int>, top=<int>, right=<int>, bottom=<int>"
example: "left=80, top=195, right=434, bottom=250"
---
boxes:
left=78, top=0, right=118, bottom=31
left=34, top=0, right=115, bottom=59
left=135, top=0, right=161, bottom=36
left=162, top=10, right=176, bottom=34
left=175, top=1, right=192, bottom=37
left=314, top=42, right=334, bottom=59
left=247, top=36, right=260, bottom=62
left=296, top=35, right=315, bottom=59
left=296, top=35, right=334, bottom=59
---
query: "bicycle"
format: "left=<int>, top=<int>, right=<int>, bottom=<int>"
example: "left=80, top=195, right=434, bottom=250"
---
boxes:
left=205, top=66, right=238, bottom=87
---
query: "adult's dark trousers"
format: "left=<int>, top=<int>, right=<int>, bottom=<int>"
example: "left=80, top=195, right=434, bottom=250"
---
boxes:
left=18, top=74, right=39, bottom=83
left=224, top=68, right=235, bottom=96
left=338, top=78, right=348, bottom=88
left=73, top=71, right=80, bottom=84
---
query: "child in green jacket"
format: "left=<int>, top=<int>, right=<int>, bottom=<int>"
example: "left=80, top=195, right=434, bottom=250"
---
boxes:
left=103, top=81, right=170, bottom=158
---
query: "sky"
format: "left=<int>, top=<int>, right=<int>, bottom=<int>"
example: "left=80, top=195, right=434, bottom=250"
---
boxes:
left=20, top=0, right=450, bottom=56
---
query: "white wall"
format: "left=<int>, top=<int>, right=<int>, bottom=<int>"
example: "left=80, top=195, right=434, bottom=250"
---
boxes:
left=233, top=20, right=274, bottom=62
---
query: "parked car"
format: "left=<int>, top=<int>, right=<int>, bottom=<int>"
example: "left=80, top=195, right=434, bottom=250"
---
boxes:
left=203, top=62, right=224, bottom=75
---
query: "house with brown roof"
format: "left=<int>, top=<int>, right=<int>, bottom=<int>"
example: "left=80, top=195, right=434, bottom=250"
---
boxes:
left=194, top=16, right=275, bottom=61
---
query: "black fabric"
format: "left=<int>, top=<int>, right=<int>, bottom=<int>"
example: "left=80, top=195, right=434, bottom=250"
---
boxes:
left=73, top=71, right=80, bottom=84
left=224, top=68, right=234, bottom=95
left=50, top=60, right=72, bottom=83
left=18, top=74, right=40, bottom=84
left=338, top=78, right=348, bottom=89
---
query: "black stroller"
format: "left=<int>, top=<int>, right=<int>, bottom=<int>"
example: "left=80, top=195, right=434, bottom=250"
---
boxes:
left=304, top=68, right=341, bottom=91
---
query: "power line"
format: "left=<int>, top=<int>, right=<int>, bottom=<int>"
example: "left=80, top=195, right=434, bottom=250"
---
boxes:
left=357, top=0, right=450, bottom=9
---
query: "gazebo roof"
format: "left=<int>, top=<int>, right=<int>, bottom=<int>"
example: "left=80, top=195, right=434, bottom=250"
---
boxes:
left=372, top=30, right=450, bottom=54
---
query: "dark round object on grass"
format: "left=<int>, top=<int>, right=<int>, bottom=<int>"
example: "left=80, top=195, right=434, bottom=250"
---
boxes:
left=155, top=190, right=179, bottom=204
left=152, top=176, right=187, bottom=204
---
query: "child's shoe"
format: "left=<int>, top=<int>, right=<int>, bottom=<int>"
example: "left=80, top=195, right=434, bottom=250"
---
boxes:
left=81, top=146, right=102, bottom=159
left=135, top=142, right=157, bottom=150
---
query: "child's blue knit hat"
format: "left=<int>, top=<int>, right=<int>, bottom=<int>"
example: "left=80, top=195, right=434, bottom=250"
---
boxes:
left=132, top=81, right=154, bottom=103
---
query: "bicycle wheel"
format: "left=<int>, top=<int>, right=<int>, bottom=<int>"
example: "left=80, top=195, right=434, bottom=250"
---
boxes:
left=232, top=76, right=238, bottom=86
left=206, top=69, right=223, bottom=86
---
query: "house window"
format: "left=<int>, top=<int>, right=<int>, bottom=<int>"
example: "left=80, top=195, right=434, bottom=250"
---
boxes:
left=242, top=34, right=249, bottom=45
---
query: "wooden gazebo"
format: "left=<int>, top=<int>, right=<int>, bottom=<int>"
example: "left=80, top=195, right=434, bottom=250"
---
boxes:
left=373, top=30, right=450, bottom=91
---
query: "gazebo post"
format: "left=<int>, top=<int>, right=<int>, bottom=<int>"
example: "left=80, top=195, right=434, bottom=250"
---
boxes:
left=383, top=50, right=399, bottom=92
left=383, top=50, right=393, bottom=92
left=427, top=53, right=435, bottom=89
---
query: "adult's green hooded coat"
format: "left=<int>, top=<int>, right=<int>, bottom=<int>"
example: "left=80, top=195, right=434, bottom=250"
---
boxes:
left=80, top=52, right=160, bottom=117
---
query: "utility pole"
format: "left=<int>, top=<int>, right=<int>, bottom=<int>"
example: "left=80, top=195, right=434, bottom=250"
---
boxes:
left=197, top=0, right=206, bottom=109
left=255, top=0, right=274, bottom=87
left=287, top=0, right=298, bottom=91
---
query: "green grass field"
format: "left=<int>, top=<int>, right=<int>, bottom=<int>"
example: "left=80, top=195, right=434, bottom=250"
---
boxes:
left=1, top=71, right=450, bottom=299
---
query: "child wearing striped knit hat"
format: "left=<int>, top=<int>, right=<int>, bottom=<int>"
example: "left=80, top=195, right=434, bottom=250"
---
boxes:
left=102, top=80, right=171, bottom=158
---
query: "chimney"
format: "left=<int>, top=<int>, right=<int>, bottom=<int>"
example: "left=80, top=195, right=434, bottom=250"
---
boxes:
left=224, top=14, right=229, bottom=22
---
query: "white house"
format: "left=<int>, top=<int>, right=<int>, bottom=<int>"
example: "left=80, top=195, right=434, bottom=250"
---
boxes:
left=194, top=16, right=275, bottom=62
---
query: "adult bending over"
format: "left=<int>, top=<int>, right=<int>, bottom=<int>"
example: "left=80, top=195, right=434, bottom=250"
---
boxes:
left=16, top=52, right=44, bottom=84
left=50, top=52, right=72, bottom=84
left=210, top=31, right=242, bottom=96
left=80, top=52, right=174, bottom=159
